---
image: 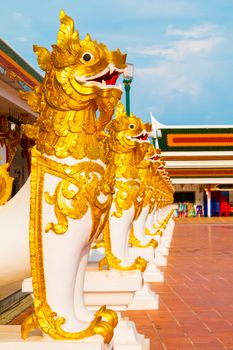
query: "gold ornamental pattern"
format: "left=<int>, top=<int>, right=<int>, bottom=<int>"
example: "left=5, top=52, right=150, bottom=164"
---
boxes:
left=21, top=146, right=113, bottom=342
left=0, top=164, right=14, bottom=205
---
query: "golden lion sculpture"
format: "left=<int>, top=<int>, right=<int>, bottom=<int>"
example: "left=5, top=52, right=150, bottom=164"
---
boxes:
left=19, top=10, right=126, bottom=343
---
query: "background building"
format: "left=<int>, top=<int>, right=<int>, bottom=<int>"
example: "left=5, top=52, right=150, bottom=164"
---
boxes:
left=0, top=38, right=42, bottom=194
left=0, top=39, right=42, bottom=316
left=152, top=116, right=233, bottom=217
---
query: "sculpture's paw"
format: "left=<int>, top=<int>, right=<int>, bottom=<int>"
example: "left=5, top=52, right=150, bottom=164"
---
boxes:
left=98, top=257, right=108, bottom=270
left=95, top=305, right=118, bottom=328
left=134, top=256, right=148, bottom=272
left=149, top=238, right=158, bottom=248
left=21, top=313, right=40, bottom=340
left=99, top=254, right=122, bottom=271
left=156, top=229, right=164, bottom=237
left=92, top=317, right=114, bottom=344
left=21, top=310, right=115, bottom=344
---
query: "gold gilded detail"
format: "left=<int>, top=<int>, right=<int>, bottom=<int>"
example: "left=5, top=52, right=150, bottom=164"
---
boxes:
left=112, top=179, right=144, bottom=220
left=21, top=10, right=127, bottom=343
left=99, top=218, right=147, bottom=272
left=0, top=164, right=14, bottom=205
left=98, top=103, right=150, bottom=271
left=21, top=11, right=126, bottom=160
left=129, top=227, right=158, bottom=248
left=25, top=147, right=114, bottom=342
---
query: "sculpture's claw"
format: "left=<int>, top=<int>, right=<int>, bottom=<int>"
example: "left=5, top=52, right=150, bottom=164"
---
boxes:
left=21, top=313, right=39, bottom=340
left=134, top=256, right=147, bottom=272
left=95, top=305, right=118, bottom=328
left=149, top=238, right=158, bottom=248
left=93, top=318, right=114, bottom=344
left=98, top=257, right=108, bottom=270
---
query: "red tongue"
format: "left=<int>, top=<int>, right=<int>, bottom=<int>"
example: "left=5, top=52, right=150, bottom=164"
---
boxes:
left=138, top=133, right=148, bottom=140
left=107, top=72, right=119, bottom=85
left=152, top=155, right=159, bottom=160
left=95, top=71, right=119, bottom=85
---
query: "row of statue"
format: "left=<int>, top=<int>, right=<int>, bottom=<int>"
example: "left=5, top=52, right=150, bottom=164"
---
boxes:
left=0, top=10, right=174, bottom=348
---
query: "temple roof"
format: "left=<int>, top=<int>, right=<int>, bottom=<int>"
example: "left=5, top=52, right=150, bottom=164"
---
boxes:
left=151, top=115, right=233, bottom=183
left=0, top=38, right=43, bottom=91
left=151, top=115, right=233, bottom=152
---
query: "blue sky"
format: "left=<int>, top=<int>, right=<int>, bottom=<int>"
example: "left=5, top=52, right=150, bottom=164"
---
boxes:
left=1, top=0, right=233, bottom=125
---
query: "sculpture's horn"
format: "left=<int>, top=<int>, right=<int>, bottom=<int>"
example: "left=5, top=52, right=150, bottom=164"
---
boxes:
left=33, top=45, right=51, bottom=71
left=57, top=10, right=80, bottom=49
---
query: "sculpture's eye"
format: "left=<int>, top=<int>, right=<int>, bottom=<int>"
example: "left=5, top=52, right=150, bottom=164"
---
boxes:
left=129, top=124, right=135, bottom=129
left=82, top=52, right=93, bottom=62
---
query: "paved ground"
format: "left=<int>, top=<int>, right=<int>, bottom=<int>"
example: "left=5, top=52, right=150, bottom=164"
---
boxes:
left=124, top=223, right=233, bottom=350
left=174, top=217, right=233, bottom=224
left=8, top=222, right=233, bottom=349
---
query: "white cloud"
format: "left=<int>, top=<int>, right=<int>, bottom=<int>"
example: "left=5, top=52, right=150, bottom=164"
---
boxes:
left=128, top=23, right=224, bottom=61
left=129, top=37, right=223, bottom=60
left=165, top=23, right=220, bottom=39
left=128, top=23, right=225, bottom=97
left=135, top=63, right=202, bottom=97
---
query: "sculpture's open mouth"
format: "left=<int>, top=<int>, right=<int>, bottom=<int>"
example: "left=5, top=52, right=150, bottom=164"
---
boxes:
left=129, top=131, right=148, bottom=142
left=74, top=64, right=124, bottom=91
left=148, top=154, right=159, bottom=161
left=158, top=164, right=164, bottom=170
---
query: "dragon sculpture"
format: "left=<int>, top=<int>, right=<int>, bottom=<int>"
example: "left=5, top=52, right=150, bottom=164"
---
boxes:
left=2, top=10, right=127, bottom=344
left=146, top=160, right=174, bottom=236
left=130, top=143, right=160, bottom=248
left=98, top=103, right=149, bottom=271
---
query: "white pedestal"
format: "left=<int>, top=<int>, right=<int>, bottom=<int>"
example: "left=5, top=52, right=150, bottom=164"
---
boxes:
left=0, top=325, right=111, bottom=350
left=23, top=267, right=143, bottom=311
left=113, top=318, right=150, bottom=350
left=128, top=247, right=164, bottom=282
left=143, top=261, right=164, bottom=283
left=157, top=245, right=169, bottom=256
left=84, top=265, right=143, bottom=310
left=128, top=246, right=154, bottom=261
left=154, top=251, right=167, bottom=267
left=127, top=283, right=159, bottom=310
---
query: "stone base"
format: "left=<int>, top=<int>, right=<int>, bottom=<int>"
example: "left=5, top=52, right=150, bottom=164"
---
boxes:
left=128, top=246, right=155, bottom=261
left=154, top=251, right=167, bottom=267
left=23, top=267, right=143, bottom=311
left=113, top=318, right=150, bottom=350
left=0, top=326, right=111, bottom=350
left=127, top=283, right=159, bottom=310
left=143, top=261, right=164, bottom=283
left=161, top=239, right=171, bottom=249
left=157, top=245, right=169, bottom=256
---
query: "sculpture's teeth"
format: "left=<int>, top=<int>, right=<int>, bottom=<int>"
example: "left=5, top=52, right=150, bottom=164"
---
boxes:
left=74, top=72, right=86, bottom=83
left=109, top=64, right=115, bottom=75
left=102, top=80, right=106, bottom=86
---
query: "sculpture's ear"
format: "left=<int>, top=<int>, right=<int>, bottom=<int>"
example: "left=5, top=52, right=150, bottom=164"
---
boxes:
left=115, top=102, right=125, bottom=120
left=57, top=10, right=80, bottom=49
left=33, top=45, right=51, bottom=71
left=84, top=33, right=92, bottom=42
left=144, top=122, right=152, bottom=132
